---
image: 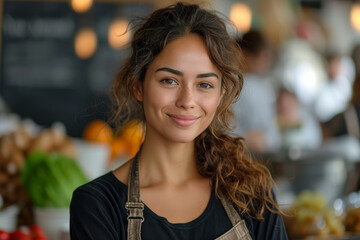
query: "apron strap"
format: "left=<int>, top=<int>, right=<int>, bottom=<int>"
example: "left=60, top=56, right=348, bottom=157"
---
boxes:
left=218, top=193, right=252, bottom=239
left=126, top=153, right=144, bottom=240
left=218, top=193, right=241, bottom=226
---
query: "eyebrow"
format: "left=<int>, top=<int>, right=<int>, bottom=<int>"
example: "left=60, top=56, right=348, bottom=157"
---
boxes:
left=155, top=67, right=219, bottom=79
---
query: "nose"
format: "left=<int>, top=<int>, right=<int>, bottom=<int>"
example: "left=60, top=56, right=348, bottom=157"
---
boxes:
left=175, top=86, right=196, bottom=109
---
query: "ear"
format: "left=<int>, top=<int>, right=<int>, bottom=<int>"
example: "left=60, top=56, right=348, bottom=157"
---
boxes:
left=133, top=82, right=144, bottom=102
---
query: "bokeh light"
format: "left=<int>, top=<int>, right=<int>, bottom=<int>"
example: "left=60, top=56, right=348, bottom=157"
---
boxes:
left=351, top=3, right=360, bottom=32
left=229, top=2, right=252, bottom=33
left=71, top=0, right=93, bottom=13
left=108, top=18, right=131, bottom=49
left=74, top=28, right=97, bottom=59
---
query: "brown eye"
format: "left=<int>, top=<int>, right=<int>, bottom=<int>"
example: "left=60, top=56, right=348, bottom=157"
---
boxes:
left=199, top=83, right=213, bottom=89
left=161, top=78, right=178, bottom=85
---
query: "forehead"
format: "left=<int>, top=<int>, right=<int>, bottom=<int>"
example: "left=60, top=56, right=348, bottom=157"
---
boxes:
left=163, top=33, right=206, bottom=51
left=147, top=34, right=220, bottom=75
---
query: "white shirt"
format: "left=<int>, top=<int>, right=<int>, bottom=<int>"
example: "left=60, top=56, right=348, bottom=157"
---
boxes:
left=232, top=73, right=281, bottom=152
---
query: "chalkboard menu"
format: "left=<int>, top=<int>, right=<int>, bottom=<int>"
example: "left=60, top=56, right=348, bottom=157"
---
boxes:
left=0, top=0, right=153, bottom=137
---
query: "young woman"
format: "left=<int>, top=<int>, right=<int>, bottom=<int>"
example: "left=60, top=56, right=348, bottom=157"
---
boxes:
left=70, top=2, right=288, bottom=239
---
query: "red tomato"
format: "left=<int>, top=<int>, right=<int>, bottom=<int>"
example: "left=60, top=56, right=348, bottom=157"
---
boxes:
left=0, top=230, right=10, bottom=240
left=32, top=237, right=48, bottom=240
left=9, top=229, right=31, bottom=240
left=29, top=225, right=46, bottom=239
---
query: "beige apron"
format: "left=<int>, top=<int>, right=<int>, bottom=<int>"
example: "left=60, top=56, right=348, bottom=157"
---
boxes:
left=125, top=155, right=252, bottom=240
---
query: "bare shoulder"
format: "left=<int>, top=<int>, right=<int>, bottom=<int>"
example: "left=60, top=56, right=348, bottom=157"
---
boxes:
left=112, top=159, right=133, bottom=185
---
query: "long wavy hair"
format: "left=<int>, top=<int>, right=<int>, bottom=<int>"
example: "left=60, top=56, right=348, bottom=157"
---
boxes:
left=110, top=2, right=279, bottom=220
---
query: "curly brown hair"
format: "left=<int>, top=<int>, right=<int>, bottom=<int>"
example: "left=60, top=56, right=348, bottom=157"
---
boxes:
left=110, top=2, right=279, bottom=220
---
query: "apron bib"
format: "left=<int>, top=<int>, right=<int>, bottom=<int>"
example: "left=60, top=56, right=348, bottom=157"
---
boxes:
left=125, top=154, right=252, bottom=240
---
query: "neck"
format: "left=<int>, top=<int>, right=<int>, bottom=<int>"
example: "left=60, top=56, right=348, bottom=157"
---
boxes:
left=138, top=138, right=200, bottom=187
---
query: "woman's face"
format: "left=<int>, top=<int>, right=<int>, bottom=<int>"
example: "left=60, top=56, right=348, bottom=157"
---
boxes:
left=137, top=34, right=223, bottom=144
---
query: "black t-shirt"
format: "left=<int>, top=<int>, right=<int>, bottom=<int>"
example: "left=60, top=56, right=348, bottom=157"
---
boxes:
left=70, top=172, right=288, bottom=240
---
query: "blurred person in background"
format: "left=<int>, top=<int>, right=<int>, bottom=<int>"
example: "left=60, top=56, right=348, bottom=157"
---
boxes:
left=276, top=87, right=322, bottom=150
left=323, top=44, right=360, bottom=141
left=232, top=30, right=281, bottom=153
left=70, top=3, right=287, bottom=240
left=272, top=5, right=328, bottom=109
left=320, top=44, right=360, bottom=192
left=314, top=51, right=355, bottom=122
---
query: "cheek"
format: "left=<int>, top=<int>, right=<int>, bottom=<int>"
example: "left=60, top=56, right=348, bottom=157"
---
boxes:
left=203, top=96, right=222, bottom=117
left=143, top=88, right=174, bottom=113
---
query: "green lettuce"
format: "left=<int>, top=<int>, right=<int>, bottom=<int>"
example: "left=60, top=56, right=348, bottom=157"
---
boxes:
left=21, top=150, right=88, bottom=208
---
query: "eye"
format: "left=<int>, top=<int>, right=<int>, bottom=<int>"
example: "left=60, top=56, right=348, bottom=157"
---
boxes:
left=160, top=78, right=178, bottom=85
left=198, top=82, right=213, bottom=89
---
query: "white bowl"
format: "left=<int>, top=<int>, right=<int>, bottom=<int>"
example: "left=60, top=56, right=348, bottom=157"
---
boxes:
left=73, top=139, right=110, bottom=180
left=0, top=205, right=19, bottom=231
left=34, top=207, right=69, bottom=240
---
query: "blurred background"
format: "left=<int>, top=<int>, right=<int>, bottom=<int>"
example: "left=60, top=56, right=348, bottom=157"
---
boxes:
left=1, top=0, right=360, bottom=239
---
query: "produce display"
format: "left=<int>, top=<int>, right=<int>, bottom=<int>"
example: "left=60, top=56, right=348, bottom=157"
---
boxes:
left=345, top=204, right=360, bottom=233
left=284, top=190, right=345, bottom=238
left=0, top=224, right=48, bottom=240
left=21, top=151, right=88, bottom=208
left=0, top=118, right=81, bottom=227
left=284, top=191, right=360, bottom=239
left=0, top=127, right=29, bottom=212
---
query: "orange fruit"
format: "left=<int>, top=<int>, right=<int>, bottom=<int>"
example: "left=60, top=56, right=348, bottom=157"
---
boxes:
left=110, top=138, right=129, bottom=160
left=120, top=120, right=144, bottom=157
left=83, top=120, right=113, bottom=143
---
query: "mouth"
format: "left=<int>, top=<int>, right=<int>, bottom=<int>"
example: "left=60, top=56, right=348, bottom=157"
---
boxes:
left=168, top=114, right=199, bottom=127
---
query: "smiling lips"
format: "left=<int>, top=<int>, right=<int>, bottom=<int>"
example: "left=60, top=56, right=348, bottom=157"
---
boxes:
left=168, top=114, right=199, bottom=127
